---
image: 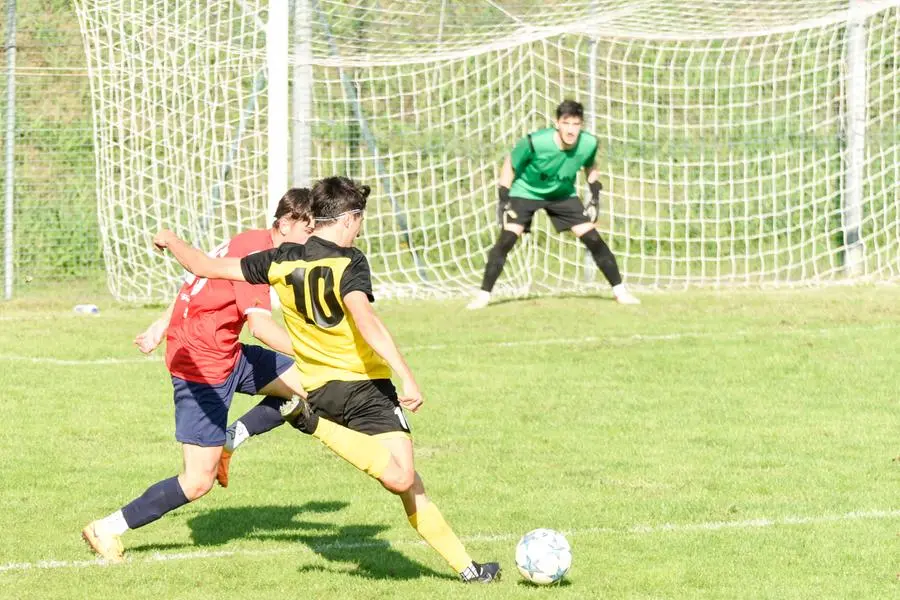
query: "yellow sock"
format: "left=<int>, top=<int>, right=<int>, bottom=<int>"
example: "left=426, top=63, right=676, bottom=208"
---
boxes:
left=408, top=502, right=473, bottom=573
left=312, top=418, right=391, bottom=479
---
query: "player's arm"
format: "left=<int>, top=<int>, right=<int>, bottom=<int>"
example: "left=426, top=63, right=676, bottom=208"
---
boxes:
left=497, top=135, right=534, bottom=223
left=500, top=136, right=534, bottom=193
left=583, top=163, right=602, bottom=223
left=495, top=155, right=516, bottom=224
left=246, top=311, right=294, bottom=356
left=343, top=291, right=423, bottom=413
left=498, top=155, right=515, bottom=189
left=134, top=297, right=176, bottom=354
left=153, top=229, right=246, bottom=281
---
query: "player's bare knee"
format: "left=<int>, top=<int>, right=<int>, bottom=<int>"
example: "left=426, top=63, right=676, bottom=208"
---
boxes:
left=571, top=222, right=595, bottom=237
left=502, top=223, right=524, bottom=237
left=383, top=465, right=415, bottom=494
left=396, top=467, right=416, bottom=493
left=382, top=477, right=412, bottom=495
left=180, top=471, right=215, bottom=500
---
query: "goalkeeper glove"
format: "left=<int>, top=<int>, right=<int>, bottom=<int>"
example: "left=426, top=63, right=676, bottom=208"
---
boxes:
left=584, top=180, right=602, bottom=223
left=497, top=185, right=511, bottom=226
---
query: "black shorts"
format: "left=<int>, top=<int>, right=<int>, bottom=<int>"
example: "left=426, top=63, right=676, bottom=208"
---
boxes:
left=308, top=379, right=411, bottom=437
left=504, top=196, right=590, bottom=232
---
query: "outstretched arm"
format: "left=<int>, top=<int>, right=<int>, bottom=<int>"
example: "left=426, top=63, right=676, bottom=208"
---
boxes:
left=134, top=297, right=176, bottom=354
left=153, top=229, right=246, bottom=281
left=343, top=291, right=422, bottom=413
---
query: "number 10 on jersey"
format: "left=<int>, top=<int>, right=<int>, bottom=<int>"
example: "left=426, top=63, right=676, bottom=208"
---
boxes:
left=286, top=266, right=345, bottom=328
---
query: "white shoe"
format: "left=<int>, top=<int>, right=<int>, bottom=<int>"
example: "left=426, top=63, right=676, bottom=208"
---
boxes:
left=466, top=290, right=491, bottom=310
left=612, top=285, right=641, bottom=305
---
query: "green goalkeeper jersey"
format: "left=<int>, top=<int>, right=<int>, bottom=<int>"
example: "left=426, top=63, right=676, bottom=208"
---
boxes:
left=508, top=127, right=598, bottom=200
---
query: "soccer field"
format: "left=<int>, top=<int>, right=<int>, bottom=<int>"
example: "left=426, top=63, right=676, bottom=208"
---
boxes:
left=0, top=286, right=898, bottom=599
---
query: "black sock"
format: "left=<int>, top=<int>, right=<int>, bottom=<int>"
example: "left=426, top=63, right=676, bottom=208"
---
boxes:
left=120, top=476, right=189, bottom=529
left=239, top=396, right=286, bottom=435
left=481, top=230, right=519, bottom=292
left=580, top=229, right=623, bottom=287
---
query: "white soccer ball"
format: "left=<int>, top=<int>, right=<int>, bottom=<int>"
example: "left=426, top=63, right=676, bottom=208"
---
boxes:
left=515, top=528, right=572, bottom=585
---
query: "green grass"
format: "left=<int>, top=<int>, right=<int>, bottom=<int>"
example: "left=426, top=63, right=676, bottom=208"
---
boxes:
left=0, top=287, right=899, bottom=599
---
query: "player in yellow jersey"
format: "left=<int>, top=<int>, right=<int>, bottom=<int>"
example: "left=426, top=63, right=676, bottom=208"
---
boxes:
left=153, top=176, right=501, bottom=583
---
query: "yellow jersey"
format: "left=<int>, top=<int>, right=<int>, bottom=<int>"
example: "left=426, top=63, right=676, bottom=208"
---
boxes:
left=240, top=236, right=391, bottom=391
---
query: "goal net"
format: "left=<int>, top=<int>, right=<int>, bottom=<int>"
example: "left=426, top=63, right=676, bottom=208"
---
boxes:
left=75, top=1, right=900, bottom=303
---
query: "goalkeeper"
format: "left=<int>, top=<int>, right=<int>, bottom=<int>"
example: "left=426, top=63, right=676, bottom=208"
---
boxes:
left=467, top=100, right=639, bottom=309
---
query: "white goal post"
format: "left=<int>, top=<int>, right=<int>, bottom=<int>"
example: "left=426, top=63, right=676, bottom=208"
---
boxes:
left=74, top=0, right=900, bottom=303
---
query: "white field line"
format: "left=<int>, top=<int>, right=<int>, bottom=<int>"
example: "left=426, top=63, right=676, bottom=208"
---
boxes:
left=403, top=321, right=900, bottom=352
left=0, top=315, right=56, bottom=322
left=0, top=508, right=897, bottom=574
left=0, top=355, right=162, bottom=365
left=0, top=322, right=898, bottom=366
left=0, top=313, right=115, bottom=322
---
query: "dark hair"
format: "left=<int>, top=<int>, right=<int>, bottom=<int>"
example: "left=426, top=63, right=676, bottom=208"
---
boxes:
left=310, top=176, right=370, bottom=227
left=272, top=187, right=312, bottom=227
left=556, top=100, right=584, bottom=120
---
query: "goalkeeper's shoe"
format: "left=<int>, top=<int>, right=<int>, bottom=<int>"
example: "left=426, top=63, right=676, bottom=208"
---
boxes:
left=81, top=520, right=124, bottom=564
left=613, top=285, right=641, bottom=305
left=216, top=449, right=233, bottom=488
left=279, top=395, right=318, bottom=434
left=466, top=290, right=491, bottom=310
left=461, top=561, right=502, bottom=583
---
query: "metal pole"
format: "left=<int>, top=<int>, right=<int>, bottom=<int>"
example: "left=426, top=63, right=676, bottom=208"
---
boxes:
left=4, top=0, right=16, bottom=300
left=291, top=0, right=312, bottom=187
left=843, top=0, right=867, bottom=276
left=267, top=0, right=289, bottom=218
left=312, top=0, right=428, bottom=281
left=583, top=37, right=599, bottom=283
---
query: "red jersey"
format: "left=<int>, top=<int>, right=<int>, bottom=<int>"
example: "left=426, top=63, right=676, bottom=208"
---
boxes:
left=165, top=229, right=274, bottom=383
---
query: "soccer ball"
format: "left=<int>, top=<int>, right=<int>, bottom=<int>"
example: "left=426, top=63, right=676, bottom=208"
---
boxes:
left=515, top=528, right=572, bottom=585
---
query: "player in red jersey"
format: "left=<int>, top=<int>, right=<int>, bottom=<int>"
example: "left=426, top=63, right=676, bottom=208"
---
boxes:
left=81, top=189, right=312, bottom=563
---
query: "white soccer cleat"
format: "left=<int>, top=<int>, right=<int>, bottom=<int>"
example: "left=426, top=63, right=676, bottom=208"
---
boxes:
left=466, top=290, right=492, bottom=310
left=613, top=285, right=641, bottom=305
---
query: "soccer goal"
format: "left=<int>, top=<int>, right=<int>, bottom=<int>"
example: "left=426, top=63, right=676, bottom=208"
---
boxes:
left=74, top=1, right=900, bottom=303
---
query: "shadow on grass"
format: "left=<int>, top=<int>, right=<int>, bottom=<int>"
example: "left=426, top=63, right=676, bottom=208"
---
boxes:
left=130, top=501, right=453, bottom=581
left=189, top=501, right=347, bottom=546
left=292, top=523, right=454, bottom=581
left=516, top=578, right=573, bottom=588
left=475, top=292, right=616, bottom=309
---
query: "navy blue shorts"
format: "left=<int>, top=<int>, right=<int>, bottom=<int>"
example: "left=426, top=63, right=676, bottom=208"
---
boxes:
left=171, top=344, right=295, bottom=447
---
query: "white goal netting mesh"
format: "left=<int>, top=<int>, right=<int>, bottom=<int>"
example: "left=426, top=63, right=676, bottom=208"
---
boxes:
left=74, top=1, right=900, bottom=302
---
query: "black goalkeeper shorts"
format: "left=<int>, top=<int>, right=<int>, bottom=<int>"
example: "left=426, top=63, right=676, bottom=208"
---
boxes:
left=504, top=196, right=590, bottom=232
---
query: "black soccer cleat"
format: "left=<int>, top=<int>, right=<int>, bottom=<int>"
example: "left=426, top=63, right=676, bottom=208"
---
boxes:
left=279, top=395, right=318, bottom=434
left=462, top=561, right=501, bottom=583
